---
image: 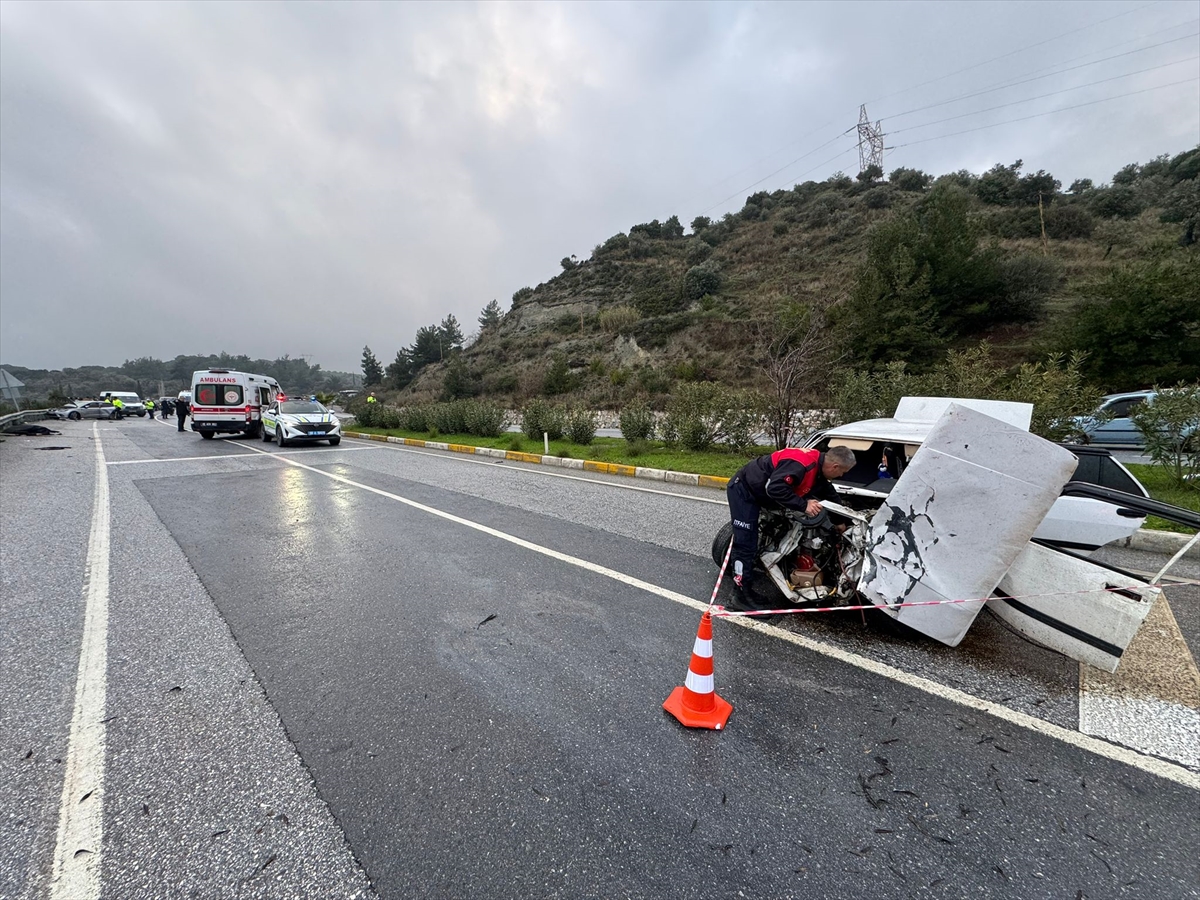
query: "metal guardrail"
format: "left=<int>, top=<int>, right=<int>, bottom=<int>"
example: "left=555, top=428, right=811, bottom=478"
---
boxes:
left=0, top=409, right=50, bottom=432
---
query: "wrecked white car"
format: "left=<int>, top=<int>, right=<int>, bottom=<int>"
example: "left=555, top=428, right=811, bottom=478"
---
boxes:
left=802, top=397, right=1151, bottom=553
left=712, top=401, right=1198, bottom=673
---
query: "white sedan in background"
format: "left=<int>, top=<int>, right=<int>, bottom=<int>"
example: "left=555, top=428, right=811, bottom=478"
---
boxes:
left=261, top=397, right=342, bottom=447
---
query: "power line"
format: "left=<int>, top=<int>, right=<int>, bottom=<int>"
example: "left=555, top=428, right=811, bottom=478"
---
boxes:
left=884, top=31, right=1199, bottom=122
left=889, top=55, right=1199, bottom=135
left=888, top=77, right=1197, bottom=150
left=700, top=129, right=856, bottom=214
left=866, top=0, right=1163, bottom=105
left=939, top=14, right=1200, bottom=102
left=673, top=121, right=841, bottom=212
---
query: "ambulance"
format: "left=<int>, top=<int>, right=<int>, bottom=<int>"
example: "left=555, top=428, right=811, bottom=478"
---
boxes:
left=189, top=368, right=281, bottom=440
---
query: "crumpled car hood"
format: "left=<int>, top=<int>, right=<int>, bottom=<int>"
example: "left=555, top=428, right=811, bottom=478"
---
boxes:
left=858, top=402, right=1078, bottom=646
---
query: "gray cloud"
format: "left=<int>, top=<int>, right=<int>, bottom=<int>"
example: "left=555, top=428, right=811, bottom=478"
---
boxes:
left=2, top=0, right=1196, bottom=371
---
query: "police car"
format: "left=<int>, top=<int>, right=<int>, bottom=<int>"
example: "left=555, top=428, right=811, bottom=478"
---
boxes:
left=261, top=396, right=343, bottom=447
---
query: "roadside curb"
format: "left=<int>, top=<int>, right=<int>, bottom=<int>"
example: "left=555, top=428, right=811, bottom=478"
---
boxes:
left=344, top=431, right=1197, bottom=557
left=1122, top=529, right=1200, bottom=559
left=343, top=431, right=731, bottom=490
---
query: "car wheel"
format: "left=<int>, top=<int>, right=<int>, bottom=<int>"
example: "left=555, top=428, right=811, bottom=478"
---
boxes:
left=68, top=411, right=81, bottom=420
left=262, top=426, right=273, bottom=442
left=711, top=521, right=735, bottom=567
left=329, top=436, right=341, bottom=446
left=276, top=426, right=286, bottom=448
left=107, top=411, right=117, bottom=420
left=200, top=430, right=214, bottom=440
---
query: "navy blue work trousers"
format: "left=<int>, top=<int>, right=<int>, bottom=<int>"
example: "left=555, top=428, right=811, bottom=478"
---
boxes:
left=726, top=473, right=761, bottom=588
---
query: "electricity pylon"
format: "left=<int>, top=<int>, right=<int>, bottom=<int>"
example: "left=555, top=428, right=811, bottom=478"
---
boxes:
left=857, top=104, right=884, bottom=173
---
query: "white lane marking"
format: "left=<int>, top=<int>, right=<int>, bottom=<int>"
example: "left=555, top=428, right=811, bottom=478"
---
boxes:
left=246, top=444, right=1200, bottom=790
left=50, top=423, right=111, bottom=899
left=106, top=446, right=373, bottom=466
left=343, top=437, right=726, bottom=505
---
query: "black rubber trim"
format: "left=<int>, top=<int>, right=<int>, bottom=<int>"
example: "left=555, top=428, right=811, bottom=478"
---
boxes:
left=992, top=594, right=1124, bottom=659
left=1039, top=539, right=1100, bottom=552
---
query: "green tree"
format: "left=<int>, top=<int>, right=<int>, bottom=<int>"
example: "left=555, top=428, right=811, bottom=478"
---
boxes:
left=857, top=164, right=883, bottom=183
left=441, top=357, right=476, bottom=400
left=976, top=160, right=1023, bottom=205
left=361, top=346, right=383, bottom=386
left=386, top=348, right=413, bottom=389
left=1131, top=384, right=1200, bottom=488
left=439, top=314, right=465, bottom=354
left=478, top=299, right=503, bottom=331
left=839, top=184, right=1003, bottom=365
left=410, top=325, right=442, bottom=367
left=889, top=167, right=932, bottom=191
left=1056, top=255, right=1200, bottom=389
left=542, top=354, right=576, bottom=396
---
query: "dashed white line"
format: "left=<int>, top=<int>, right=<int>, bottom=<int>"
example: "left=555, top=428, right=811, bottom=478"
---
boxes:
left=50, top=423, right=111, bottom=899
left=246, top=443, right=1200, bottom=791
left=106, top=446, right=373, bottom=465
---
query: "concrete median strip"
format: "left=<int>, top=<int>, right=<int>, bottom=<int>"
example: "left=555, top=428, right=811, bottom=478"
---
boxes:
left=343, top=430, right=721, bottom=488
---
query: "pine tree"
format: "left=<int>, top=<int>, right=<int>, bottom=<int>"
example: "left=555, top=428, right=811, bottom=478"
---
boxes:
left=361, top=346, right=384, bottom=386
left=438, top=315, right=464, bottom=354
left=478, top=299, right=502, bottom=331
left=386, top=348, right=413, bottom=389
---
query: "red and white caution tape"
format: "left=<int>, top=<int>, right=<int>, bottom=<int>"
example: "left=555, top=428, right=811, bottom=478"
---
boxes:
left=712, top=582, right=1164, bottom=618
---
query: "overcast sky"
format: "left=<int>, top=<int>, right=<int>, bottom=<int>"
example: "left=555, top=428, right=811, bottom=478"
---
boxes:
left=1, top=0, right=1197, bottom=373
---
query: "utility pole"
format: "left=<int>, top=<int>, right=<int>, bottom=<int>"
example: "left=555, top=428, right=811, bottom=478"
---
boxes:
left=1038, top=191, right=1049, bottom=256
left=857, top=104, right=884, bottom=174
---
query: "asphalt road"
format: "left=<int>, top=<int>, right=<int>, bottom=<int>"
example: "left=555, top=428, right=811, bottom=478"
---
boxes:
left=2, top=418, right=1198, bottom=899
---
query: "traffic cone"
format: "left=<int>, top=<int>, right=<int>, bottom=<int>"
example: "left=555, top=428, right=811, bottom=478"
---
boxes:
left=663, top=610, right=733, bottom=730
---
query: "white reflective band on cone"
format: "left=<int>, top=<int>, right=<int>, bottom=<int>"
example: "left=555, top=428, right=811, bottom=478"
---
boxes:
left=685, top=671, right=714, bottom=694
left=692, top=638, right=712, bottom=658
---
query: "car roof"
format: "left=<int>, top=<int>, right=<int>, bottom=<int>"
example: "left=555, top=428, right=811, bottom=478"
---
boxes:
left=1101, top=390, right=1155, bottom=401
left=819, top=397, right=1034, bottom=443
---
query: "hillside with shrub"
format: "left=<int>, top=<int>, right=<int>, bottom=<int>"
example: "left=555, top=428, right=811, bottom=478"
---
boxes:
left=372, top=150, right=1198, bottom=422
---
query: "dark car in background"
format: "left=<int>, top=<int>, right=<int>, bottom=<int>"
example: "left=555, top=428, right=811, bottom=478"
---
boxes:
left=1075, top=390, right=1155, bottom=447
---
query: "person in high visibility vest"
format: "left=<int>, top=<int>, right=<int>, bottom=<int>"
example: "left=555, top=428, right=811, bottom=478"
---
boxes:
left=366, top=392, right=377, bottom=404
left=144, top=398, right=155, bottom=419
left=111, top=397, right=125, bottom=419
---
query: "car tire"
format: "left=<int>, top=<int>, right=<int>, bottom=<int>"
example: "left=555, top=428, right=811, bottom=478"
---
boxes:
left=711, top=522, right=735, bottom=567
left=200, top=430, right=214, bottom=440
left=68, top=411, right=81, bottom=420
left=107, top=412, right=117, bottom=420
left=329, top=436, right=341, bottom=446
left=276, top=426, right=286, bottom=448
left=262, top=426, right=273, bottom=442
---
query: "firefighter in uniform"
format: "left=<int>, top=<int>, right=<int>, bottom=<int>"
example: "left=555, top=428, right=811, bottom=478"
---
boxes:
left=724, top=445, right=856, bottom=608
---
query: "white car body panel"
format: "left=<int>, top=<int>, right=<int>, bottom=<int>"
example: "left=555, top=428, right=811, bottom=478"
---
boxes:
left=991, top=542, right=1160, bottom=673
left=858, top=403, right=1078, bottom=646
left=1034, top=495, right=1147, bottom=550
